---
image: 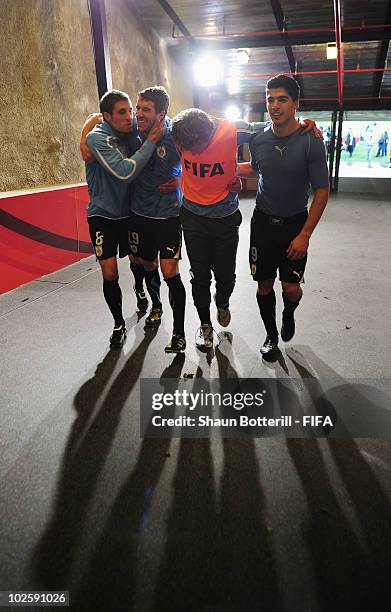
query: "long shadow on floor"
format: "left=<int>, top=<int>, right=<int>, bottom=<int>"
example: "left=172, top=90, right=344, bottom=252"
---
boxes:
left=68, top=354, right=186, bottom=611
left=153, top=347, right=283, bottom=611
left=286, top=346, right=391, bottom=610
left=216, top=347, right=283, bottom=611
left=153, top=370, right=219, bottom=611
left=32, top=327, right=158, bottom=591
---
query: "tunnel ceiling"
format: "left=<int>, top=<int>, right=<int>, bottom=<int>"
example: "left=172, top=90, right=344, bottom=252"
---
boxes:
left=134, top=0, right=391, bottom=111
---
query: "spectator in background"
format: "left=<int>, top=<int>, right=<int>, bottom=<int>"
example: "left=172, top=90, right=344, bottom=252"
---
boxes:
left=376, top=132, right=385, bottom=157
left=323, top=126, right=331, bottom=159
left=345, top=128, right=355, bottom=158
left=382, top=130, right=389, bottom=157
left=365, top=126, right=374, bottom=167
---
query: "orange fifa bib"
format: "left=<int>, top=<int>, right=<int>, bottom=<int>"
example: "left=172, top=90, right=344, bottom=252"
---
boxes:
left=181, top=118, right=237, bottom=205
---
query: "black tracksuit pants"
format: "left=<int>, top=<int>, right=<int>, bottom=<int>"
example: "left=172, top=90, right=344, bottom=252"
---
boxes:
left=180, top=206, right=242, bottom=309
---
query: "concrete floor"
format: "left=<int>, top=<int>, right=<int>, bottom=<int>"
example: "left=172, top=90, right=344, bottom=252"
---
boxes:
left=339, top=160, right=391, bottom=178
left=1, top=193, right=391, bottom=611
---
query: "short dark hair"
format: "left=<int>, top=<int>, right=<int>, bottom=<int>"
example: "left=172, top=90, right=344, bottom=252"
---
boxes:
left=99, top=90, right=131, bottom=115
left=137, top=86, right=170, bottom=114
left=266, top=75, right=300, bottom=101
left=171, top=108, right=214, bottom=151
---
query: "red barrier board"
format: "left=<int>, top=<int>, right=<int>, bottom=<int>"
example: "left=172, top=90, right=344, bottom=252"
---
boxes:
left=0, top=185, right=93, bottom=294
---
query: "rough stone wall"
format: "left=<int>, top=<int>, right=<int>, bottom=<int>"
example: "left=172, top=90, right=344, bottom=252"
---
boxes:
left=160, top=42, right=195, bottom=118
left=0, top=0, right=98, bottom=191
left=107, top=0, right=193, bottom=118
left=0, top=0, right=193, bottom=192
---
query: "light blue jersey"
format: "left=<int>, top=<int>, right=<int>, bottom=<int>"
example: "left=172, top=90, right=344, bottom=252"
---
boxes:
left=85, top=121, right=156, bottom=219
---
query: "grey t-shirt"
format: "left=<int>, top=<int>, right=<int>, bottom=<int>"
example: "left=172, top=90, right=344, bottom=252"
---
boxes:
left=250, top=125, right=329, bottom=217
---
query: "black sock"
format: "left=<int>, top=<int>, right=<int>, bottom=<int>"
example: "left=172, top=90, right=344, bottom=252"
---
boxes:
left=196, top=306, right=212, bottom=326
left=145, top=269, right=162, bottom=308
left=165, top=274, right=186, bottom=336
left=130, top=262, right=145, bottom=293
left=282, top=292, right=301, bottom=313
left=256, top=290, right=278, bottom=340
left=103, top=278, right=125, bottom=327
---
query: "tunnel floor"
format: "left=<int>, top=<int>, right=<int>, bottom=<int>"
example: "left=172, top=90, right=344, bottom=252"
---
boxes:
left=1, top=194, right=391, bottom=611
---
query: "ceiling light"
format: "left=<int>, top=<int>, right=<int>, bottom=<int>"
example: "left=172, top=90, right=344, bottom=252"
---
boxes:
left=193, top=55, right=224, bottom=87
left=227, top=79, right=240, bottom=95
left=225, top=105, right=242, bottom=121
left=326, top=43, right=338, bottom=60
left=236, top=50, right=249, bottom=65
left=227, top=66, right=240, bottom=94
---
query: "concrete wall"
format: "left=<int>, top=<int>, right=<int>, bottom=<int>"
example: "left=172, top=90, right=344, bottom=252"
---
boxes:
left=107, top=0, right=193, bottom=117
left=0, top=0, right=98, bottom=191
left=0, top=0, right=193, bottom=192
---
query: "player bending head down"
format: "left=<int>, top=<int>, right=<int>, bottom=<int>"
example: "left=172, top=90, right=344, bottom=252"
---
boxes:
left=171, top=108, right=215, bottom=154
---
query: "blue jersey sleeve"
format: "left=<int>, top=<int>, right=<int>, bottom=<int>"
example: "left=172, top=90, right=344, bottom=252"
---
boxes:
left=86, top=130, right=156, bottom=183
left=235, top=119, right=269, bottom=147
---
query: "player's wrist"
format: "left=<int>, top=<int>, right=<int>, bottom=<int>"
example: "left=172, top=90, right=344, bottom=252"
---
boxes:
left=144, top=137, right=157, bottom=147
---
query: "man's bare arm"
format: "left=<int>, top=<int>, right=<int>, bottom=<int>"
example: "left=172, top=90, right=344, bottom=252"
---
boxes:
left=226, top=177, right=243, bottom=194
left=299, top=118, right=323, bottom=138
left=80, top=113, right=103, bottom=161
left=286, top=187, right=329, bottom=260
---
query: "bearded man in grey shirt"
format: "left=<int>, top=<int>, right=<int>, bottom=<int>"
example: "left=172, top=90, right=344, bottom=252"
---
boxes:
left=238, top=75, right=329, bottom=357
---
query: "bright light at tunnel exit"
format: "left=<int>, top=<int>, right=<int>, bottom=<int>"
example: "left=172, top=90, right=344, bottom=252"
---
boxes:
left=193, top=55, right=224, bottom=87
left=225, top=105, right=242, bottom=121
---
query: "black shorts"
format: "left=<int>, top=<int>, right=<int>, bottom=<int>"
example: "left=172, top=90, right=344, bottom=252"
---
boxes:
left=88, top=216, right=130, bottom=261
left=129, top=212, right=182, bottom=261
left=249, top=208, right=308, bottom=283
